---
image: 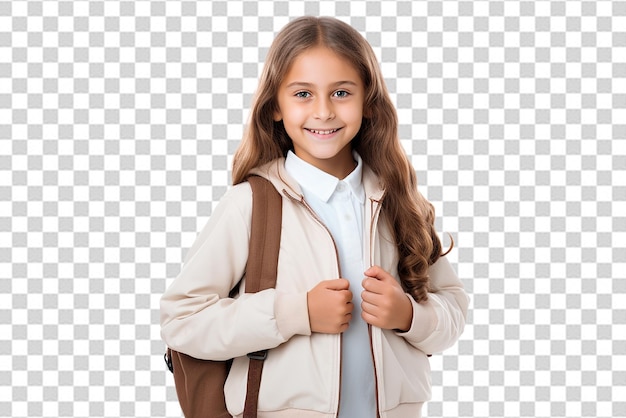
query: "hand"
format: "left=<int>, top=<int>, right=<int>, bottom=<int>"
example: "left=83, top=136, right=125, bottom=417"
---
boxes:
left=307, top=279, right=353, bottom=334
left=361, top=266, right=413, bottom=331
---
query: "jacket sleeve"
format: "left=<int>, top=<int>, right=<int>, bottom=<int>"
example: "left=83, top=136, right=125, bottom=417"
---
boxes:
left=395, top=256, right=469, bottom=354
left=160, top=183, right=309, bottom=361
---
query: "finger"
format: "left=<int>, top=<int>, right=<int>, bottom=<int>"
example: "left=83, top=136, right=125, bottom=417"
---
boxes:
left=363, top=277, right=396, bottom=296
left=361, top=299, right=377, bottom=315
left=339, top=321, right=350, bottom=333
left=362, top=277, right=385, bottom=294
left=362, top=293, right=391, bottom=312
left=335, top=290, right=353, bottom=305
left=363, top=291, right=398, bottom=316
left=361, top=310, right=379, bottom=327
left=344, top=301, right=354, bottom=314
left=361, top=289, right=383, bottom=306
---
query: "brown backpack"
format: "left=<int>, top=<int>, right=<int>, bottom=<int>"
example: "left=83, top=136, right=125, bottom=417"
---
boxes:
left=164, top=176, right=283, bottom=418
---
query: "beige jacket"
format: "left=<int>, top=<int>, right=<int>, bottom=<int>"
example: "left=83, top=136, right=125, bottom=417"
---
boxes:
left=160, top=158, right=469, bottom=417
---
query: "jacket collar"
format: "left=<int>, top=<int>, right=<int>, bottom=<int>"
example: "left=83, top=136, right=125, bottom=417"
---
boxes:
left=250, top=157, right=385, bottom=203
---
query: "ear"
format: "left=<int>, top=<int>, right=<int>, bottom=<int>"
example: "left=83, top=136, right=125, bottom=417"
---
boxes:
left=273, top=110, right=282, bottom=122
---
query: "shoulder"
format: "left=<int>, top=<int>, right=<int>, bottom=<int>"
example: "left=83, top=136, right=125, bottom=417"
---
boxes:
left=216, top=182, right=253, bottom=212
left=200, top=182, right=255, bottom=236
left=182, top=182, right=253, bottom=264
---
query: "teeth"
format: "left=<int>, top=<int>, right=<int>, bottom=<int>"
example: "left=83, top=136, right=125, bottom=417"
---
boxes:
left=309, top=128, right=338, bottom=135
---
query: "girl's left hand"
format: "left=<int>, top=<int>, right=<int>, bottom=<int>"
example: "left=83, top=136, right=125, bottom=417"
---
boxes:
left=361, top=265, right=413, bottom=331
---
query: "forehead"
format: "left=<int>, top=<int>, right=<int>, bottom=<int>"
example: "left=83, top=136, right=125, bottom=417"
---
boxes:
left=281, top=46, right=363, bottom=88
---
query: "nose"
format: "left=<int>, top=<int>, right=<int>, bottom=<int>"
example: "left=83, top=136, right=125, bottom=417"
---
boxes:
left=314, top=97, right=335, bottom=120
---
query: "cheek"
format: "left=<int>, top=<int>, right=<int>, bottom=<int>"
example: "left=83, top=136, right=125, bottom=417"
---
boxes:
left=343, top=106, right=364, bottom=126
left=340, top=101, right=363, bottom=118
left=282, top=107, right=308, bottom=124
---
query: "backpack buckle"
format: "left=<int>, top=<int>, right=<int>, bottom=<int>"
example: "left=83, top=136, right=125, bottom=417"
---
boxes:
left=247, top=350, right=268, bottom=361
left=164, top=351, right=174, bottom=373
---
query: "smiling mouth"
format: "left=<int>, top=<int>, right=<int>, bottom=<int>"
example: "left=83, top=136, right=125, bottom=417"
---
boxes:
left=305, top=128, right=341, bottom=135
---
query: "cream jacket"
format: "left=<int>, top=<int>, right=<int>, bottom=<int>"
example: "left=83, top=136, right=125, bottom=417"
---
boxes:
left=160, top=158, right=469, bottom=418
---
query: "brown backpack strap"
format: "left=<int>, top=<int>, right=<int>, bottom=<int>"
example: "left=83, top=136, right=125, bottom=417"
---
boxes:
left=245, top=176, right=282, bottom=293
left=243, top=176, right=282, bottom=418
left=165, top=176, right=282, bottom=418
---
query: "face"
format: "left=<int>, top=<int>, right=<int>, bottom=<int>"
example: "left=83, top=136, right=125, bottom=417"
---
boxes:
left=274, top=46, right=365, bottom=179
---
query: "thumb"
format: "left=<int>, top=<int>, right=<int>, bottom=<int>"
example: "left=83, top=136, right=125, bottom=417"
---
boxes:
left=323, top=278, right=350, bottom=290
left=364, top=265, right=393, bottom=282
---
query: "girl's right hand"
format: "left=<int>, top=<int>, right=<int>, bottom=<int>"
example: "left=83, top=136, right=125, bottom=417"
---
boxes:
left=307, top=279, right=353, bottom=334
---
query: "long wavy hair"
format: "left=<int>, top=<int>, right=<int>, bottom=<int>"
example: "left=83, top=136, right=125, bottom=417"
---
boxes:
left=232, top=16, right=450, bottom=302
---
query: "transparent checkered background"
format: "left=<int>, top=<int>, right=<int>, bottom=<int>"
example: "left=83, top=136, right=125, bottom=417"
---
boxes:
left=1, top=0, right=625, bottom=417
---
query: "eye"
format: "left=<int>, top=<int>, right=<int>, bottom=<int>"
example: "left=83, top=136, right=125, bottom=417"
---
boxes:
left=295, top=91, right=311, bottom=99
left=333, top=90, right=350, bottom=98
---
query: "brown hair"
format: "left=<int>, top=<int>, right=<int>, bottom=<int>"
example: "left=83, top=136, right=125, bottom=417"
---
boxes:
left=232, top=16, right=450, bottom=302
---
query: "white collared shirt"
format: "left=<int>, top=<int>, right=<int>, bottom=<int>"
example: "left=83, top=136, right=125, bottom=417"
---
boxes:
left=285, top=150, right=376, bottom=418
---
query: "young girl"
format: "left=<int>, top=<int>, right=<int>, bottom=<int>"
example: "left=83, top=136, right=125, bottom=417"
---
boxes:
left=161, top=16, right=469, bottom=418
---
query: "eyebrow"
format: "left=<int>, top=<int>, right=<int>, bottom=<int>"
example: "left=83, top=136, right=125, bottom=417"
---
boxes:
left=285, top=81, right=359, bottom=89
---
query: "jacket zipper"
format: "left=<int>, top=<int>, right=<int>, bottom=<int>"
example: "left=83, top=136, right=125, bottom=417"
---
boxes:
left=368, top=196, right=384, bottom=418
left=283, top=189, right=344, bottom=417
left=368, top=325, right=380, bottom=418
left=368, top=197, right=384, bottom=267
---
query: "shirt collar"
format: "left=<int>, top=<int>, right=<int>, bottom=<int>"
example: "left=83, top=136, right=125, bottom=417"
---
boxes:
left=284, top=150, right=365, bottom=204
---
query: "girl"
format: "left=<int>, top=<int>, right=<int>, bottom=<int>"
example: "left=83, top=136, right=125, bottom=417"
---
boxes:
left=161, top=16, right=469, bottom=418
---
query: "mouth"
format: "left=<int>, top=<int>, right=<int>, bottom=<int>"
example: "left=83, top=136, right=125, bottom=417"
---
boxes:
left=305, top=128, right=342, bottom=135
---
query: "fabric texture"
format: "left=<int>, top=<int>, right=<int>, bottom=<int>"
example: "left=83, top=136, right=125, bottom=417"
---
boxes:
left=160, top=158, right=469, bottom=417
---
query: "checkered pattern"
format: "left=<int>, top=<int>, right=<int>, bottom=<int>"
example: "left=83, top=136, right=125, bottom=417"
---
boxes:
left=1, top=0, right=625, bottom=417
